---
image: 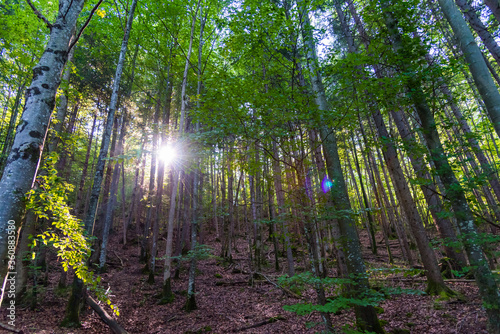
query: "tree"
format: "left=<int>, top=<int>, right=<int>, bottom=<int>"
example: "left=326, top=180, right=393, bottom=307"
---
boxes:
left=0, top=0, right=87, bottom=280
left=299, top=2, right=384, bottom=332
left=438, top=0, right=500, bottom=140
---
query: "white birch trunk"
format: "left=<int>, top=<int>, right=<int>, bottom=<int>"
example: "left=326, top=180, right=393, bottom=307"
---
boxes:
left=0, top=0, right=85, bottom=278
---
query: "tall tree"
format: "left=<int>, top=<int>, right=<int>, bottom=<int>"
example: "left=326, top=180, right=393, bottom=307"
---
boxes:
left=0, top=0, right=87, bottom=280
left=299, top=2, right=384, bottom=332
left=438, top=0, right=500, bottom=139
left=63, top=0, right=138, bottom=324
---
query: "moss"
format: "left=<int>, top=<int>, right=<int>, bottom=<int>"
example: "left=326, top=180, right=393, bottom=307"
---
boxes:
left=425, top=280, right=456, bottom=298
left=433, top=300, right=444, bottom=310
left=184, top=326, right=212, bottom=334
left=158, top=294, right=174, bottom=305
left=184, top=294, right=197, bottom=312
left=147, top=271, right=155, bottom=284
left=159, top=279, right=175, bottom=304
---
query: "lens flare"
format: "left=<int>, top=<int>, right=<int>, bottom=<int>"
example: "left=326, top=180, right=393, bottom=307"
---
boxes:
left=321, top=175, right=333, bottom=193
left=158, top=145, right=177, bottom=165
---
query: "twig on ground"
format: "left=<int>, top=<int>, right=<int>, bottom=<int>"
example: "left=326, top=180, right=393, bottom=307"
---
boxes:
left=0, top=321, right=22, bottom=333
left=255, top=272, right=304, bottom=300
left=113, top=250, right=125, bottom=267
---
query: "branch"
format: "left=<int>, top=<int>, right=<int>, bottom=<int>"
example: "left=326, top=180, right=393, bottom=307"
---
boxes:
left=26, top=0, right=52, bottom=29
left=68, top=0, right=105, bottom=53
left=86, top=295, right=128, bottom=334
left=0, top=321, right=22, bottom=333
left=421, top=184, right=500, bottom=229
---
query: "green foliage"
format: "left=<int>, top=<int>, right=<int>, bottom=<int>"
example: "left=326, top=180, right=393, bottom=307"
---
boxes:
left=280, top=271, right=423, bottom=320
left=169, top=244, right=215, bottom=262
left=368, top=266, right=425, bottom=279
left=25, top=153, right=118, bottom=315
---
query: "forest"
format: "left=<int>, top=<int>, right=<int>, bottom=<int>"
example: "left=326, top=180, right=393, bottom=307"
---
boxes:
left=1, top=0, right=500, bottom=332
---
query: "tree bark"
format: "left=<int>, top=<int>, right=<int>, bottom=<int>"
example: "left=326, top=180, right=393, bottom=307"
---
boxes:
left=299, top=3, right=384, bottom=332
left=0, top=0, right=85, bottom=278
left=384, top=7, right=500, bottom=331
left=162, top=0, right=201, bottom=302
left=100, top=113, right=127, bottom=271
left=454, top=0, right=500, bottom=66
left=271, top=141, right=295, bottom=277
left=0, top=81, right=26, bottom=178
left=63, top=0, right=138, bottom=324
left=438, top=0, right=500, bottom=140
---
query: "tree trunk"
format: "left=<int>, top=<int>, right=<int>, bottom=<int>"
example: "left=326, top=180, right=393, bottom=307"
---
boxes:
left=299, top=3, right=384, bottom=332
left=163, top=0, right=200, bottom=303
left=63, top=0, right=138, bottom=325
left=453, top=0, right=500, bottom=66
left=0, top=81, right=26, bottom=178
left=271, top=141, right=295, bottom=277
left=390, top=108, right=467, bottom=270
left=484, top=0, right=500, bottom=24
left=100, top=113, right=127, bottom=271
left=0, top=0, right=85, bottom=278
left=384, top=7, right=500, bottom=331
left=48, top=45, right=75, bottom=154
left=352, top=130, right=378, bottom=255
left=438, top=0, right=500, bottom=139
left=74, top=113, right=98, bottom=217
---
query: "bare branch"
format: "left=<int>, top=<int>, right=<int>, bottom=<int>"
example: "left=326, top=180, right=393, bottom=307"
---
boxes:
left=26, top=0, right=52, bottom=29
left=68, top=0, right=105, bottom=53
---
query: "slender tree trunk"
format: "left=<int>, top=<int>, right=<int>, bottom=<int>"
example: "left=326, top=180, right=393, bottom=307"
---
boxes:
left=271, top=141, right=295, bottom=276
left=142, top=104, right=159, bottom=265
left=100, top=113, right=127, bottom=271
left=384, top=8, right=500, bottom=331
left=212, top=158, right=219, bottom=238
left=390, top=108, right=467, bottom=270
left=162, top=0, right=200, bottom=303
left=299, top=3, right=383, bottom=332
left=125, top=135, right=144, bottom=244
left=75, top=113, right=98, bottom=217
left=369, top=109, right=449, bottom=294
left=453, top=0, right=500, bottom=66
left=438, top=0, right=500, bottom=139
left=62, top=0, right=138, bottom=325
left=48, top=45, right=75, bottom=154
left=266, top=159, right=280, bottom=272
left=186, top=8, right=206, bottom=309
left=0, top=81, right=26, bottom=178
left=161, top=169, right=179, bottom=303
left=352, top=132, right=378, bottom=255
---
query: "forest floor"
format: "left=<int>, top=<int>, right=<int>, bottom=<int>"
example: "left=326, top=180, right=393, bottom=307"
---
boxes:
left=2, top=227, right=490, bottom=334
